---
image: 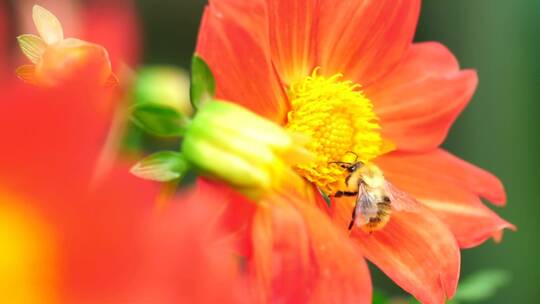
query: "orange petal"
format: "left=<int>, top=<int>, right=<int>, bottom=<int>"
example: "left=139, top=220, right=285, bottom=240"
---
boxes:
left=366, top=42, right=478, bottom=151
left=266, top=0, right=317, bottom=83
left=196, top=3, right=288, bottom=123
left=376, top=150, right=514, bottom=248
left=289, top=191, right=372, bottom=304
left=378, top=149, right=506, bottom=205
left=317, top=0, right=420, bottom=86
left=209, top=0, right=267, bottom=42
left=251, top=190, right=372, bottom=303
left=36, top=39, right=113, bottom=86
left=337, top=202, right=460, bottom=304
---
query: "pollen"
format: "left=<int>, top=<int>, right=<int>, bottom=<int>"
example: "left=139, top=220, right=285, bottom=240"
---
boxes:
left=285, top=68, right=391, bottom=194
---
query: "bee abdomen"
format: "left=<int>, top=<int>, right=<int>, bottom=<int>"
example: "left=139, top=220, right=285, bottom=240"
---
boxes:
left=362, top=202, right=391, bottom=233
left=376, top=202, right=391, bottom=215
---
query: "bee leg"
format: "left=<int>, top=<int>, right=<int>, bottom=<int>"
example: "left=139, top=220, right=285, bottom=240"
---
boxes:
left=333, top=191, right=358, bottom=198
left=348, top=206, right=357, bottom=231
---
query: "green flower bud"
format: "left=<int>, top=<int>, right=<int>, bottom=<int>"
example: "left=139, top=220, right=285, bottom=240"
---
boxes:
left=182, top=101, right=310, bottom=199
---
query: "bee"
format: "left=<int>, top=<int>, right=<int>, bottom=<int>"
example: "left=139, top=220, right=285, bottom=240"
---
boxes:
left=330, top=154, right=418, bottom=233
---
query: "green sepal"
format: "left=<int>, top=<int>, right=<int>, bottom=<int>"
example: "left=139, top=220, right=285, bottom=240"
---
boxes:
left=130, top=151, right=190, bottom=182
left=317, top=187, right=332, bottom=208
left=17, top=34, right=46, bottom=64
left=130, top=102, right=189, bottom=137
left=190, top=55, right=215, bottom=110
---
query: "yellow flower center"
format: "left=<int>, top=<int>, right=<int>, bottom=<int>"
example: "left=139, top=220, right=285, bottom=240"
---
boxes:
left=285, top=69, right=392, bottom=194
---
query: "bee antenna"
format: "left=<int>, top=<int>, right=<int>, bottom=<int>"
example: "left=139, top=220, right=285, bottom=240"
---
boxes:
left=344, top=151, right=359, bottom=162
left=328, top=161, right=351, bottom=166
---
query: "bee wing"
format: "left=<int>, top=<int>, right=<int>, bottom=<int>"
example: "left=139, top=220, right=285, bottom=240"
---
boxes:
left=384, top=181, right=420, bottom=212
left=354, top=183, right=378, bottom=225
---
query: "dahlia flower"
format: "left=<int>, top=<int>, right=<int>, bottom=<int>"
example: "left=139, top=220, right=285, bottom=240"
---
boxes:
left=195, top=0, right=515, bottom=303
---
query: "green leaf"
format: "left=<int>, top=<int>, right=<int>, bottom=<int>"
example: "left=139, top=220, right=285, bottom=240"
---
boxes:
left=130, top=151, right=189, bottom=182
left=130, top=102, right=189, bottom=137
left=453, top=269, right=511, bottom=302
left=190, top=55, right=215, bottom=110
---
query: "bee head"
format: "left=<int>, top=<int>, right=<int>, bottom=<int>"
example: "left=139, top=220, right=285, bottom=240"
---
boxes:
left=328, top=161, right=364, bottom=173
left=329, top=151, right=364, bottom=172
left=348, top=162, right=363, bottom=172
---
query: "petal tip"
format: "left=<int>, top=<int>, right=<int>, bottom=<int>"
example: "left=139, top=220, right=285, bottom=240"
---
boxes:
left=492, top=221, right=517, bottom=243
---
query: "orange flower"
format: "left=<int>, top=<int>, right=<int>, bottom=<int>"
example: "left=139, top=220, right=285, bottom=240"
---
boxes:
left=196, top=1, right=514, bottom=303
left=16, top=5, right=117, bottom=86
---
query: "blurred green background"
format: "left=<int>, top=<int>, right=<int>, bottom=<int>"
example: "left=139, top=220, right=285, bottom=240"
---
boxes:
left=134, top=1, right=539, bottom=302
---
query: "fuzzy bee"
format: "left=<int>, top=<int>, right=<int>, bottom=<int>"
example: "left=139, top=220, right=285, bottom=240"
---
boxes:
left=330, top=155, right=418, bottom=232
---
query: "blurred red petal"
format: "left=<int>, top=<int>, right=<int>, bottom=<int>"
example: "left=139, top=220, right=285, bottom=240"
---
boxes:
left=366, top=42, right=478, bottom=151
left=137, top=192, right=248, bottom=304
left=0, top=83, right=114, bottom=202
left=0, top=193, right=59, bottom=304
left=0, top=97, right=247, bottom=301
left=59, top=171, right=251, bottom=303
left=81, top=1, right=141, bottom=68
left=58, top=163, right=158, bottom=302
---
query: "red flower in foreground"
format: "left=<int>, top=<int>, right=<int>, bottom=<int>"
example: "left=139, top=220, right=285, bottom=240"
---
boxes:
left=196, top=0, right=514, bottom=303
left=0, top=8, right=243, bottom=302
left=0, top=75, right=249, bottom=303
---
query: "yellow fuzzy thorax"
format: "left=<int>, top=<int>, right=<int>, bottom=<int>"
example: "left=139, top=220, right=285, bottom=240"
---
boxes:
left=285, top=68, right=391, bottom=194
